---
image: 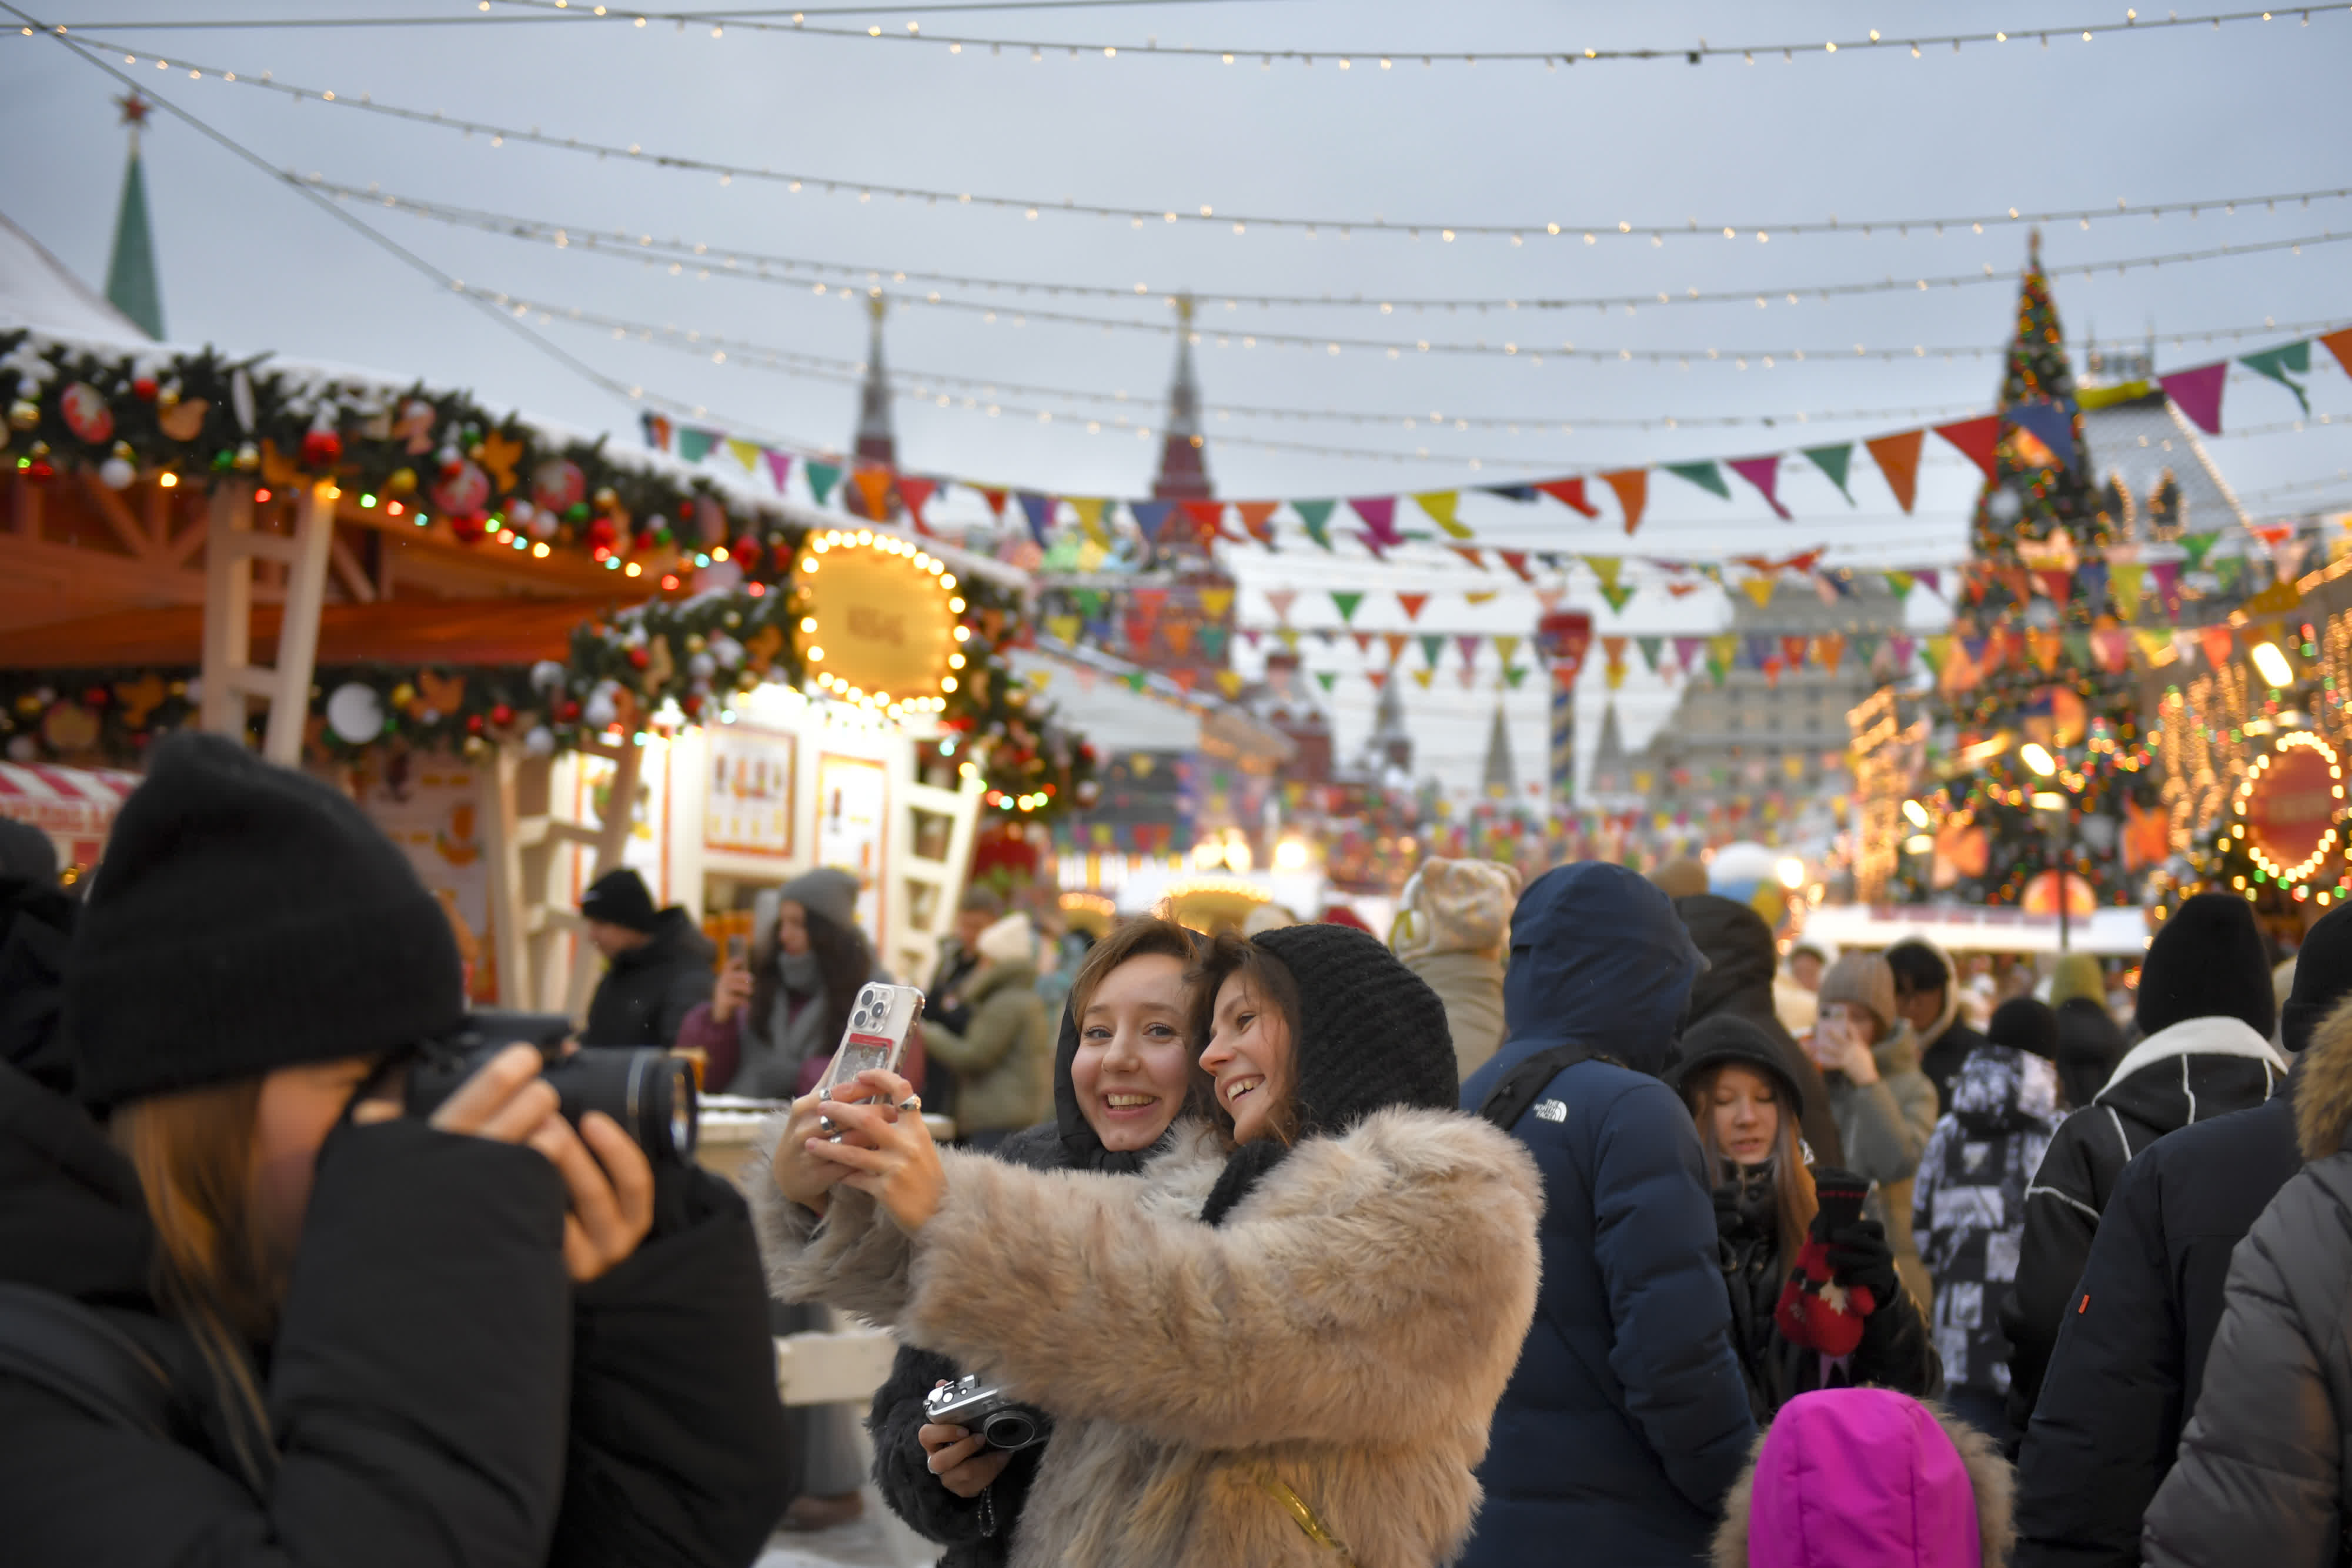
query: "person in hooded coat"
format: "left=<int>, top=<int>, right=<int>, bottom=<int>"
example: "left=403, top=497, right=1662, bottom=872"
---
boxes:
left=2138, top=978, right=2352, bottom=1566
left=918, top=912, right=1054, bottom=1148
left=1458, top=862, right=1758, bottom=1568
left=1997, top=892, right=2288, bottom=1431
left=864, top=917, right=1207, bottom=1568
left=2007, top=904, right=2352, bottom=1568
left=1711, top=1388, right=2015, bottom=1568
left=1887, top=938, right=1994, bottom=1116
left=1675, top=893, right=1845, bottom=1168
left=0, top=733, right=790, bottom=1568
left=577, top=868, right=717, bottom=1049
left=757, top=922, right=1542, bottom=1568
left=1391, top=856, right=1521, bottom=1081
left=1912, top=998, right=2066, bottom=1445
left=1809, top=952, right=1940, bottom=1309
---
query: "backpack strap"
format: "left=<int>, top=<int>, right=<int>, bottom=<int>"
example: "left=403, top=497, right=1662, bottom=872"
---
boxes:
left=1476, top=1041, right=1627, bottom=1132
left=0, top=1281, right=174, bottom=1438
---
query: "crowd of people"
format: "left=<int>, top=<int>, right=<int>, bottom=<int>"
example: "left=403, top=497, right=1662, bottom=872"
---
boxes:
left=5, top=739, right=2352, bottom=1564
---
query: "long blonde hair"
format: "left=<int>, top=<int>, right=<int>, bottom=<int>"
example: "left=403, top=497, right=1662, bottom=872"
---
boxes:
left=111, top=1081, right=280, bottom=1486
left=1684, top=1063, right=1819, bottom=1265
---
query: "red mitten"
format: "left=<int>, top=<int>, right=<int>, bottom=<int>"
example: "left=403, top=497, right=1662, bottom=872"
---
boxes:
left=1772, top=1168, right=1879, bottom=1357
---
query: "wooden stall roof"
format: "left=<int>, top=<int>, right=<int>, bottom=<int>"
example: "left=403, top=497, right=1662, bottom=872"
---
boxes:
left=0, top=596, right=632, bottom=670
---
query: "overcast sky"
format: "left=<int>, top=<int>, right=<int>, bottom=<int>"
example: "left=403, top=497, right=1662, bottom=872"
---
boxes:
left=5, top=1, right=2347, bottom=797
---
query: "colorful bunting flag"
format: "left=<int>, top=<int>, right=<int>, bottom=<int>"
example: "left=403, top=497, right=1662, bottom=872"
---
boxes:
left=1419, top=634, right=1445, bottom=668
left=2200, top=624, right=2236, bottom=669
left=974, top=486, right=1008, bottom=518
left=1414, top=491, right=1470, bottom=537
left=2151, top=561, right=2184, bottom=616
left=1496, top=550, right=1535, bottom=583
left=1411, top=668, right=1435, bottom=690
left=1803, top=444, right=1856, bottom=504
left=1349, top=496, right=1402, bottom=554
left=1236, top=500, right=1279, bottom=545
left=1178, top=499, right=1226, bottom=545
left=1636, top=636, right=1663, bottom=673
left=803, top=460, right=841, bottom=506
left=1933, top=415, right=2003, bottom=481
left=853, top=466, right=896, bottom=522
left=2160, top=362, right=2228, bottom=435
left=762, top=449, right=794, bottom=492
left=1130, top=499, right=1174, bottom=543
left=1456, top=635, right=1483, bottom=667
left=1666, top=460, right=1730, bottom=500
left=2112, top=561, right=2147, bottom=619
left=1886, top=570, right=1916, bottom=603
left=1330, top=590, right=1365, bottom=623
left=2005, top=399, right=2077, bottom=468
left=2240, top=341, right=2313, bottom=414
left=724, top=437, right=761, bottom=472
left=677, top=427, right=718, bottom=464
left=897, top=476, right=937, bottom=533
left=1602, top=469, right=1648, bottom=534
left=1292, top=499, right=1337, bottom=551
left=1263, top=588, right=1297, bottom=623
left=1727, top=455, right=1791, bottom=520
left=1815, top=633, right=1845, bottom=674
left=1538, top=477, right=1599, bottom=517
left=1599, top=581, right=1636, bottom=613
left=1314, top=671, right=1337, bottom=693
left=1502, top=665, right=1530, bottom=690
left=2322, top=329, right=2352, bottom=379
left=641, top=413, right=673, bottom=452
left=1740, top=576, right=1776, bottom=609
left=1018, top=492, right=1058, bottom=544
left=1383, top=631, right=1411, bottom=664
left=1866, top=430, right=1925, bottom=515
left=1492, top=635, right=1521, bottom=665
left=1397, top=593, right=1431, bottom=622
left=1067, top=496, right=1108, bottom=545
left=1198, top=587, right=1235, bottom=621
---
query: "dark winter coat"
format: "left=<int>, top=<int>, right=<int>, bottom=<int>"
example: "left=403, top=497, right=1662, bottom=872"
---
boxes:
left=1459, top=864, right=1756, bottom=1568
left=1713, top=1166, right=1941, bottom=1420
left=582, top=907, right=716, bottom=1049
left=1913, top=1045, right=2066, bottom=1400
left=2140, top=1008, right=2352, bottom=1566
left=2010, top=1088, right=2300, bottom=1568
left=1889, top=936, right=1993, bottom=1115
left=1676, top=894, right=1846, bottom=1169
left=0, top=1055, right=791, bottom=1568
left=1999, top=1015, right=2287, bottom=1427
left=920, top=960, right=1053, bottom=1135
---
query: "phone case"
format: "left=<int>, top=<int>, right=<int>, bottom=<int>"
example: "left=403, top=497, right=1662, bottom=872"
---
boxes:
left=816, top=982, right=926, bottom=1102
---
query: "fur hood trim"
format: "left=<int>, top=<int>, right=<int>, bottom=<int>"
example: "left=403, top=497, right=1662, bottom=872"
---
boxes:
left=2100, top=1014, right=2286, bottom=1098
left=2295, top=995, right=2352, bottom=1158
left=1711, top=1397, right=2014, bottom=1568
left=1886, top=935, right=1964, bottom=1051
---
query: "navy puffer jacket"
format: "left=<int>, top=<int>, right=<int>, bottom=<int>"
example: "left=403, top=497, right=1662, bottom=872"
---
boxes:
left=1458, top=863, right=1756, bottom=1568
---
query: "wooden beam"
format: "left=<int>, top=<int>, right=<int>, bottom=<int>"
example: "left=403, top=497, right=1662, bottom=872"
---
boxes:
left=564, top=741, right=644, bottom=1021
left=329, top=537, right=379, bottom=604
left=167, top=511, right=208, bottom=569
left=260, top=482, right=338, bottom=765
left=199, top=484, right=253, bottom=736
left=78, top=472, right=157, bottom=560
left=478, top=745, right=531, bottom=1010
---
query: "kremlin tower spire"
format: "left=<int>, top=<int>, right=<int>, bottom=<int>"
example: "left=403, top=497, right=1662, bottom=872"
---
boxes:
left=846, top=290, right=898, bottom=520
left=105, top=92, right=164, bottom=340
left=1150, top=293, right=1211, bottom=502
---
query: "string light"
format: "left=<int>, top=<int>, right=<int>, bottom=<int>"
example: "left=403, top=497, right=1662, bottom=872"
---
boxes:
left=51, top=3, right=2336, bottom=68
left=75, top=45, right=2352, bottom=245
left=318, top=176, right=2352, bottom=316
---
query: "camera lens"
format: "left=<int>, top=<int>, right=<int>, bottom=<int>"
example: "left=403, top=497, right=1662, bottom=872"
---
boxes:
left=984, top=1410, right=1038, bottom=1450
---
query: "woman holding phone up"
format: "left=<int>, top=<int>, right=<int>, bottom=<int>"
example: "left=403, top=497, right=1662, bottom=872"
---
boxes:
left=753, top=923, right=1543, bottom=1568
left=864, top=917, right=1207, bottom=1567
left=1676, top=1015, right=1939, bottom=1419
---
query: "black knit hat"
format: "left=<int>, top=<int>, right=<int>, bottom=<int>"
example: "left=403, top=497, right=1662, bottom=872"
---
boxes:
left=2283, top=901, right=2352, bottom=1053
left=1198, top=922, right=1458, bottom=1225
left=1988, top=996, right=2062, bottom=1062
left=580, top=867, right=660, bottom=933
left=2138, top=892, right=2277, bottom=1039
left=67, top=732, right=466, bottom=1106
left=1672, top=1013, right=1803, bottom=1109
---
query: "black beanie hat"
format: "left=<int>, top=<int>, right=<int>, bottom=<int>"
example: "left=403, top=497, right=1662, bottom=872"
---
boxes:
left=1198, top=922, right=1458, bottom=1225
left=2282, top=901, right=2352, bottom=1052
left=67, top=732, right=466, bottom=1106
left=2137, top=891, right=2276, bottom=1039
left=1672, top=1013, right=1804, bottom=1109
left=580, top=867, right=660, bottom=933
left=1988, top=996, right=2062, bottom=1062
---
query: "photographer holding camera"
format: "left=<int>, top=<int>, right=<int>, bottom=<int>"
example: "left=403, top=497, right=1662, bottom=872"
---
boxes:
left=0, top=733, right=789, bottom=1568
left=757, top=922, right=1542, bottom=1568
left=863, top=916, right=1208, bottom=1566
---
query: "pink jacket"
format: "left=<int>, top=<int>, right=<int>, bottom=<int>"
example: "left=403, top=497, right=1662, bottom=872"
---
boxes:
left=1713, top=1390, right=2013, bottom=1568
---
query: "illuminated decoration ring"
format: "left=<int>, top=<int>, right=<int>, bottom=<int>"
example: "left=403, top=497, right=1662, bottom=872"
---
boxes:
left=2229, top=729, right=2346, bottom=887
left=795, top=529, right=968, bottom=721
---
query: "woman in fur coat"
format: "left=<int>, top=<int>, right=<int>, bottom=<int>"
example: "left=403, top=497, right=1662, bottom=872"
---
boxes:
left=866, top=916, right=1208, bottom=1567
left=755, top=922, right=1544, bottom=1568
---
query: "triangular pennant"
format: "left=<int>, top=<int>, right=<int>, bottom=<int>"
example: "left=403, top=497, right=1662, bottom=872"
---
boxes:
left=641, top=412, right=673, bottom=452
left=1349, top=496, right=1402, bottom=553
left=1583, top=556, right=1623, bottom=590
left=2005, top=399, right=2077, bottom=469
left=1665, top=460, right=1730, bottom=500
left=2240, top=341, right=2313, bottom=414
left=1537, top=477, right=1600, bottom=517
left=804, top=459, right=842, bottom=506
left=1067, top=496, right=1108, bottom=545
left=1780, top=636, right=1809, bottom=667
left=1047, top=614, right=1082, bottom=645
left=1485, top=484, right=1538, bottom=503
left=1414, top=491, right=1469, bottom=537
left=1236, top=500, right=1279, bottom=546
left=1602, top=470, right=1648, bottom=535
left=1216, top=669, right=1244, bottom=698
left=1419, top=634, right=1446, bottom=668
left=1293, top=499, right=1337, bottom=551
left=852, top=466, right=896, bottom=521
left=676, top=427, right=719, bottom=464
left=897, top=476, right=937, bottom=533
left=2034, top=569, right=2073, bottom=602
left=1933, top=415, right=2003, bottom=481
left=1740, top=576, right=1776, bottom=609
left=1496, top=550, right=1535, bottom=583
left=1502, top=665, right=1529, bottom=690
left=1365, top=668, right=1389, bottom=691
left=1383, top=631, right=1411, bottom=665
left=1178, top=499, right=1226, bottom=546
left=1915, top=567, right=1942, bottom=598
left=1448, top=545, right=1486, bottom=570
left=1865, top=429, right=1925, bottom=514
left=1406, top=668, right=1431, bottom=690
left=1264, top=587, right=1298, bottom=624
left=1814, top=632, right=1845, bottom=674
left=1745, top=634, right=1776, bottom=671
left=1456, top=635, right=1483, bottom=667
left=762, top=449, right=794, bottom=491
left=1170, top=668, right=1197, bottom=694
left=2181, top=532, right=2221, bottom=571
left=2112, top=561, right=2147, bottom=619
left=1803, top=444, right=1855, bottom=503
left=1599, top=581, right=1636, bottom=614
left=1673, top=636, right=1705, bottom=671
left=1017, top=492, right=1059, bottom=544
left=1635, top=636, right=1663, bottom=673
left=1197, top=587, right=1235, bottom=621
left=975, top=486, right=1008, bottom=519
left=1130, top=499, right=1174, bottom=543
left=2201, top=624, right=2237, bottom=670
left=1397, top=593, right=1431, bottom=623
left=1726, top=456, right=1791, bottom=520
left=1314, top=671, right=1337, bottom=693
left=724, top=437, right=762, bottom=472
left=2159, top=362, right=2229, bottom=435
left=1465, top=589, right=1498, bottom=606
left=1885, top=570, right=1916, bottom=603
left=1351, top=630, right=1375, bottom=656
left=1162, top=618, right=1195, bottom=655
left=2062, top=630, right=2094, bottom=670
left=1122, top=670, right=1148, bottom=692
left=2317, top=328, right=2352, bottom=379
left=1331, top=590, right=1365, bottom=624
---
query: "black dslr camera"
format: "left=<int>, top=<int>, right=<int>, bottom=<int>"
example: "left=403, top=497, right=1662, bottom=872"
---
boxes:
left=923, top=1375, right=1051, bottom=1452
left=403, top=1011, right=699, bottom=1164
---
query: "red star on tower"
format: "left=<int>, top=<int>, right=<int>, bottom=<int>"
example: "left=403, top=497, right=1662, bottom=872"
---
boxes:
left=115, top=92, right=152, bottom=128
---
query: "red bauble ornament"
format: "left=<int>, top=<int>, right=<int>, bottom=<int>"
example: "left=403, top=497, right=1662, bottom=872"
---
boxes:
left=449, top=513, right=490, bottom=546
left=556, top=699, right=581, bottom=721
left=585, top=516, right=619, bottom=550
left=300, top=427, right=343, bottom=469
left=633, top=529, right=657, bottom=554
left=83, top=686, right=109, bottom=708
left=466, top=714, right=486, bottom=734
left=490, top=703, right=515, bottom=727
left=131, top=377, right=159, bottom=402
left=681, top=695, right=703, bottom=718
left=627, top=648, right=650, bottom=670
left=731, top=534, right=762, bottom=570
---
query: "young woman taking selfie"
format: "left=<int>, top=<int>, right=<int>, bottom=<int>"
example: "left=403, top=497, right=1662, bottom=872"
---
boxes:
left=755, top=922, right=1543, bottom=1568
left=864, top=916, right=1207, bottom=1566
left=0, top=734, right=789, bottom=1568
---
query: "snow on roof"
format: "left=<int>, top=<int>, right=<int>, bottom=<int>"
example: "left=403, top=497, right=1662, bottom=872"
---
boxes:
left=0, top=209, right=151, bottom=345
left=2081, top=389, right=2253, bottom=535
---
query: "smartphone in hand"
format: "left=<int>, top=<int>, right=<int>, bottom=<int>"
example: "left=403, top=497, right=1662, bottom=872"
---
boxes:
left=815, top=982, right=925, bottom=1138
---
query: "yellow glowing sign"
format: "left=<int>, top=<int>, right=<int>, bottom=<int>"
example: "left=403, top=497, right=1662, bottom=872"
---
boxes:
left=797, top=529, right=964, bottom=718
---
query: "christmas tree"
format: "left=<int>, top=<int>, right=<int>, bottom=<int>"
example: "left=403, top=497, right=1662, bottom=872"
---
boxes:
left=1895, top=235, right=2164, bottom=911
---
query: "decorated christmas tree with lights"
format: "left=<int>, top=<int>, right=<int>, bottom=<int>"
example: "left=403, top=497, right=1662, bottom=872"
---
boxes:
left=1894, top=236, right=2166, bottom=910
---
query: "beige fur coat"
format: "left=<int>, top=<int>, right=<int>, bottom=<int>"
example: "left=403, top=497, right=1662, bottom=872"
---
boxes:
left=750, top=1109, right=1543, bottom=1568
